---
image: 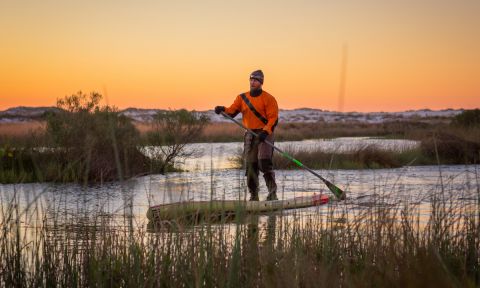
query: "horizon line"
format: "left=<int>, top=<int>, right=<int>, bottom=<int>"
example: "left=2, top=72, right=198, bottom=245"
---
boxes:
left=1, top=105, right=477, bottom=115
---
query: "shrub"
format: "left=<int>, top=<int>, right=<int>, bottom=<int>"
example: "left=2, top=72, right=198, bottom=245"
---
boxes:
left=45, top=91, right=159, bottom=182
left=421, top=131, right=480, bottom=164
left=452, top=109, right=480, bottom=128
left=146, top=109, right=209, bottom=172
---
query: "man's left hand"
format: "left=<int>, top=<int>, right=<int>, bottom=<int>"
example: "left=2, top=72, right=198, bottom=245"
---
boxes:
left=214, top=106, right=225, bottom=115
left=258, top=131, right=269, bottom=142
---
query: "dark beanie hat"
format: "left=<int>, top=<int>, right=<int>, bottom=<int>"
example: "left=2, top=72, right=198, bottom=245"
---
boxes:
left=250, top=70, right=264, bottom=84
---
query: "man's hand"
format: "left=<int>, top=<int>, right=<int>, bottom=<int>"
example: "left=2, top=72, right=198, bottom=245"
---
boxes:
left=214, top=106, right=225, bottom=115
left=258, top=130, right=269, bottom=142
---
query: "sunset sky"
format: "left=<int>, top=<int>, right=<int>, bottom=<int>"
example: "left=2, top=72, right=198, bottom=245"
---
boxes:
left=1, top=0, right=478, bottom=112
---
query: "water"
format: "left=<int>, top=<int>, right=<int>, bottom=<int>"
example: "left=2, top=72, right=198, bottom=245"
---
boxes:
left=1, top=138, right=478, bottom=232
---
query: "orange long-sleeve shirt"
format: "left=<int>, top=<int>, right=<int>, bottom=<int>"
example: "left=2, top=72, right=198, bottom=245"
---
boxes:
left=224, top=90, right=279, bottom=134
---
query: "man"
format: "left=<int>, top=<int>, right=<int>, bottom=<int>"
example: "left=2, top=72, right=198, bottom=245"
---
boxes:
left=214, top=70, right=279, bottom=201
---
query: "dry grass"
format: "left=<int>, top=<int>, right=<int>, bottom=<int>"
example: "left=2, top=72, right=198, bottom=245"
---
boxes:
left=196, top=121, right=442, bottom=143
left=136, top=122, right=245, bottom=142
left=1, top=175, right=479, bottom=287
left=133, top=121, right=154, bottom=135
left=0, top=122, right=46, bottom=137
left=0, top=120, right=457, bottom=144
left=0, top=122, right=47, bottom=148
left=199, top=123, right=244, bottom=142
left=136, top=121, right=437, bottom=143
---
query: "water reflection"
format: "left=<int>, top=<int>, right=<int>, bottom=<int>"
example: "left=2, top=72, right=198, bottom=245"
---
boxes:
left=146, top=213, right=280, bottom=256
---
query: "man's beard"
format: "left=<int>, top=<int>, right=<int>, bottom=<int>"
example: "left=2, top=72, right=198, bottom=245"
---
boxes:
left=250, top=87, right=262, bottom=97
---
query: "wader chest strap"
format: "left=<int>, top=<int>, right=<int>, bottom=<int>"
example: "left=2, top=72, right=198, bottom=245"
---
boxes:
left=240, top=93, right=268, bottom=124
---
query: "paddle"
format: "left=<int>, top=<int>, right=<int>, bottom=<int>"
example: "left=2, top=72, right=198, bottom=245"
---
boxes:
left=220, top=112, right=346, bottom=200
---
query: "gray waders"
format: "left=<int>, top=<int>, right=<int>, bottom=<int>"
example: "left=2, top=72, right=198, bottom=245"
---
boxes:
left=244, top=130, right=278, bottom=201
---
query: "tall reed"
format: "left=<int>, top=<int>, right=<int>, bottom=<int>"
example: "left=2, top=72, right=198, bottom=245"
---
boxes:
left=1, top=171, right=479, bottom=287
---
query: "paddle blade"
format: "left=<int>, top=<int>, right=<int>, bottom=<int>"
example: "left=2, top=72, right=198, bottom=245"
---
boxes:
left=323, top=179, right=346, bottom=200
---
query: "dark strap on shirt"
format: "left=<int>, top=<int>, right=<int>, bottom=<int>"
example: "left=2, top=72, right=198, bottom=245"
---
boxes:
left=240, top=93, right=268, bottom=124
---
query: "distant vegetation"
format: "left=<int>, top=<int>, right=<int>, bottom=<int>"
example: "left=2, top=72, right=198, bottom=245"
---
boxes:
left=1, top=92, right=155, bottom=183
left=0, top=92, right=209, bottom=183
left=228, top=113, right=480, bottom=169
left=452, top=109, right=480, bottom=128
left=278, top=110, right=477, bottom=167
left=1, top=99, right=479, bottom=183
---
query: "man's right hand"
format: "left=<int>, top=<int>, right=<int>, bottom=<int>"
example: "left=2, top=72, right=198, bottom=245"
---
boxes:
left=214, top=106, right=225, bottom=115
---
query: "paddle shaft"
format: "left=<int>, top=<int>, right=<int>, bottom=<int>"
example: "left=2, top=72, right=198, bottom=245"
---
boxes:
left=221, top=112, right=345, bottom=199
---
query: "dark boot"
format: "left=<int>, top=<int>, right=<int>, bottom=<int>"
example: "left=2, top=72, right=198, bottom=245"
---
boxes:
left=246, top=162, right=259, bottom=201
left=263, top=171, right=278, bottom=201
left=260, top=159, right=278, bottom=201
left=266, top=192, right=277, bottom=201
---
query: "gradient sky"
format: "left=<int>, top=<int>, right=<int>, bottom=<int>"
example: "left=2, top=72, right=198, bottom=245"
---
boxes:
left=1, top=0, right=479, bottom=112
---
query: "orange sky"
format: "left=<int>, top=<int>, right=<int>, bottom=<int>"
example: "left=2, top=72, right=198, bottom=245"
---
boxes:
left=1, top=0, right=479, bottom=112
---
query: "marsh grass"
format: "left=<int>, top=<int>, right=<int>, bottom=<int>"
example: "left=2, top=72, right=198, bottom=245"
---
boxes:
left=1, top=169, right=479, bottom=287
left=227, top=130, right=479, bottom=170
left=229, top=145, right=435, bottom=170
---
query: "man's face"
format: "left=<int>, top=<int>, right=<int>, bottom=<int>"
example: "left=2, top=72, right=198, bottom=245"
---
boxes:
left=250, top=78, right=262, bottom=90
